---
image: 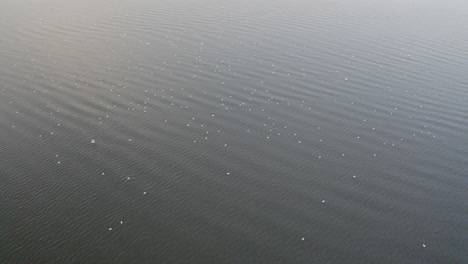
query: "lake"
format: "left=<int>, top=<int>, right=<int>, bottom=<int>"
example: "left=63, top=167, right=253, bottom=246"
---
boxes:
left=1, top=0, right=467, bottom=263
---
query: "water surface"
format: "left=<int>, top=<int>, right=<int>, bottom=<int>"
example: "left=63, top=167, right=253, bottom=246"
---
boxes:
left=1, top=0, right=467, bottom=263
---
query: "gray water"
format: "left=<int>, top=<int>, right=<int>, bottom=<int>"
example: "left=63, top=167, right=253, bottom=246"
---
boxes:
left=1, top=0, right=467, bottom=263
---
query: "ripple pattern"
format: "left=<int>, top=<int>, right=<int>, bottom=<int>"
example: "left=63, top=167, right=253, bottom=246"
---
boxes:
left=1, top=0, right=467, bottom=263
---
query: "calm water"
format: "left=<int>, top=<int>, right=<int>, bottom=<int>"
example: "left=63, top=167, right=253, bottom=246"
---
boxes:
left=1, top=0, right=467, bottom=263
